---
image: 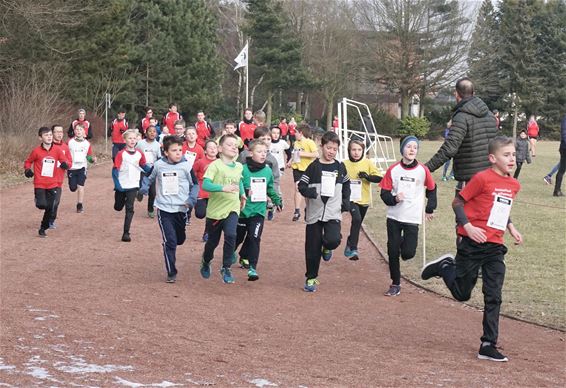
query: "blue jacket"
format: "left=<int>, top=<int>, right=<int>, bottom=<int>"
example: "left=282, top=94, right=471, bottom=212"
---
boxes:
left=146, top=156, right=199, bottom=213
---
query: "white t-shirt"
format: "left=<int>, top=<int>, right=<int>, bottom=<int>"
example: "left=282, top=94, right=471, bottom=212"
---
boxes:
left=269, top=140, right=289, bottom=171
left=68, top=138, right=92, bottom=170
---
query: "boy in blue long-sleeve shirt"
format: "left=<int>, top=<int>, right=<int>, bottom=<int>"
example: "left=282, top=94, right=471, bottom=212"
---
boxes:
left=143, top=135, right=199, bottom=283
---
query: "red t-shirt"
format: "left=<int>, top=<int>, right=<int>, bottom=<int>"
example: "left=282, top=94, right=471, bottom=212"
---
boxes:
left=141, top=116, right=152, bottom=133
left=24, top=144, right=68, bottom=189
left=192, top=156, right=216, bottom=199
left=238, top=121, right=257, bottom=144
left=288, top=123, right=297, bottom=136
left=182, top=142, right=205, bottom=161
left=457, top=168, right=521, bottom=244
left=527, top=121, right=539, bottom=137
left=195, top=121, right=212, bottom=148
left=332, top=119, right=339, bottom=129
left=163, top=112, right=182, bottom=133
left=52, top=141, right=70, bottom=187
left=279, top=122, right=288, bottom=137
left=110, top=118, right=129, bottom=144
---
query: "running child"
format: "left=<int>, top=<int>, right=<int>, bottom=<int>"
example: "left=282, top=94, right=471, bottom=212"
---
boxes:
left=112, top=129, right=151, bottom=242
left=237, top=108, right=256, bottom=147
left=221, top=120, right=244, bottom=151
left=67, top=124, right=97, bottom=213
left=199, top=134, right=246, bottom=284
left=343, top=139, right=382, bottom=260
left=24, top=127, right=69, bottom=237
left=269, top=126, right=289, bottom=175
left=49, top=124, right=70, bottom=229
left=379, top=136, right=436, bottom=296
left=136, top=125, right=162, bottom=218
left=158, top=120, right=170, bottom=145
left=289, top=124, right=318, bottom=222
left=235, top=140, right=282, bottom=281
left=108, top=109, right=129, bottom=160
left=182, top=126, right=205, bottom=170
left=192, top=139, right=219, bottom=242
left=298, top=131, right=350, bottom=292
left=144, top=135, right=199, bottom=283
left=163, top=103, right=182, bottom=134
left=194, top=111, right=213, bottom=148
left=421, top=136, right=522, bottom=362
left=174, top=119, right=186, bottom=140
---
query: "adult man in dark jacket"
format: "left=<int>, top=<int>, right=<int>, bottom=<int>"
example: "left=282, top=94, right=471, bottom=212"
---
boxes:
left=425, top=78, right=497, bottom=193
left=553, top=114, right=566, bottom=197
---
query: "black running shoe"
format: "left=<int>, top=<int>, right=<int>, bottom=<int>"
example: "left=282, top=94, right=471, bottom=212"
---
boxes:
left=76, top=203, right=84, bottom=213
left=38, top=229, right=47, bottom=238
left=478, top=344, right=508, bottom=362
left=421, top=254, right=454, bottom=280
left=121, top=232, right=131, bottom=242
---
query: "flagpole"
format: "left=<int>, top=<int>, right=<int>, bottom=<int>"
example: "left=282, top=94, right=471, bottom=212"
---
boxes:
left=245, top=39, right=249, bottom=109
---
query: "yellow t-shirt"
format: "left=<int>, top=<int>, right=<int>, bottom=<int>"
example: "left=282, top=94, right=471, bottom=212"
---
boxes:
left=343, top=158, right=382, bottom=206
left=291, top=138, right=318, bottom=172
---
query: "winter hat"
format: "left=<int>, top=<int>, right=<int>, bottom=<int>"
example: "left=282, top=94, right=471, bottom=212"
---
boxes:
left=400, top=135, right=419, bottom=154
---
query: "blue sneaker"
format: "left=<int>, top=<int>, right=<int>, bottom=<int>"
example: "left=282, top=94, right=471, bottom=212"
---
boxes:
left=200, top=257, right=211, bottom=279
left=202, top=232, right=208, bottom=242
left=231, top=251, right=238, bottom=265
left=267, top=209, right=274, bottom=221
left=322, top=248, right=333, bottom=262
left=48, top=221, right=56, bottom=229
left=247, top=267, right=259, bottom=281
left=344, top=246, right=359, bottom=261
left=303, top=278, right=320, bottom=292
left=221, top=267, right=235, bottom=284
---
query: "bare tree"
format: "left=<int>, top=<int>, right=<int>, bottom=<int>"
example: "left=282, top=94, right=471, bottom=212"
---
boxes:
left=356, top=0, right=471, bottom=118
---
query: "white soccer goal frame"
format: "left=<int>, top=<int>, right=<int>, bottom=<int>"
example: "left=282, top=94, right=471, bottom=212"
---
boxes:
left=336, top=97, right=396, bottom=171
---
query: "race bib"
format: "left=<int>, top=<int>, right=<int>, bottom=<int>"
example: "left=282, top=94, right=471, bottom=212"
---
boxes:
left=397, top=176, right=416, bottom=200
left=350, top=179, right=362, bottom=202
left=487, top=195, right=513, bottom=231
left=250, top=177, right=267, bottom=202
left=162, top=172, right=179, bottom=196
left=41, top=158, right=55, bottom=177
left=292, top=149, right=301, bottom=163
left=185, top=151, right=197, bottom=170
left=320, top=171, right=337, bottom=197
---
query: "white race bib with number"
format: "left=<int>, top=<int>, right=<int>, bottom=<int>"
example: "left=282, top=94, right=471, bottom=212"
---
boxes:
left=162, top=172, right=179, bottom=196
left=41, top=158, right=55, bottom=177
left=350, top=179, right=362, bottom=202
left=397, top=176, right=417, bottom=200
left=250, top=177, right=267, bottom=202
left=292, top=149, right=301, bottom=163
left=487, top=195, right=513, bottom=231
left=185, top=151, right=197, bottom=170
left=320, top=171, right=337, bottom=197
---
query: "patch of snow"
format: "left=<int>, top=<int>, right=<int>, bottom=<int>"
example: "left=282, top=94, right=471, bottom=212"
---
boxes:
left=249, top=379, right=278, bottom=387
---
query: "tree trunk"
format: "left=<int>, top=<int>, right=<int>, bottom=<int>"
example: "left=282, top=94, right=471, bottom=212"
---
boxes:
left=418, top=87, right=426, bottom=118
left=250, top=74, right=264, bottom=109
left=266, top=90, right=273, bottom=126
left=326, top=97, right=333, bottom=131
left=400, top=90, right=410, bottom=119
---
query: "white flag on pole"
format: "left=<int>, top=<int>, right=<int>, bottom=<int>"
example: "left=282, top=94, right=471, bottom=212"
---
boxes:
left=234, top=43, right=248, bottom=70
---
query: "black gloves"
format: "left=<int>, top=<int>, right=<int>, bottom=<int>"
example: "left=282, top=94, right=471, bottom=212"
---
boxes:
left=24, top=169, right=34, bottom=178
left=358, top=171, right=369, bottom=180
left=60, top=162, right=69, bottom=170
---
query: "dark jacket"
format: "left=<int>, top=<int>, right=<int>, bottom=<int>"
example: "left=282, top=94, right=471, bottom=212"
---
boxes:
left=560, top=114, right=566, bottom=152
left=515, top=137, right=531, bottom=164
left=425, top=96, right=497, bottom=181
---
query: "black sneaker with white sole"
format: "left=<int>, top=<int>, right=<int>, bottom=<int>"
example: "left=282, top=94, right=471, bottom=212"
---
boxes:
left=421, top=254, right=455, bottom=280
left=478, top=344, right=508, bottom=362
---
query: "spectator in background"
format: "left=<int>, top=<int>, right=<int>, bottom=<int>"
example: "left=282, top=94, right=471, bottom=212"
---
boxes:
left=68, top=109, right=93, bottom=140
left=553, top=114, right=566, bottom=197
left=527, top=115, right=539, bottom=157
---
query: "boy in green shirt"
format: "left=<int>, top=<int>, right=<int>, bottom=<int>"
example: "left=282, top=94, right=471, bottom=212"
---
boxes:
left=200, top=134, right=246, bottom=284
left=235, top=140, right=282, bottom=281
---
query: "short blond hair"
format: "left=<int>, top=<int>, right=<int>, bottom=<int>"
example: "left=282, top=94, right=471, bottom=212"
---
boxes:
left=122, top=129, right=137, bottom=140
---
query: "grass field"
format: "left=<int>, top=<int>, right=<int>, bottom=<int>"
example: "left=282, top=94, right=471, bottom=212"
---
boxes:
left=363, top=140, right=566, bottom=330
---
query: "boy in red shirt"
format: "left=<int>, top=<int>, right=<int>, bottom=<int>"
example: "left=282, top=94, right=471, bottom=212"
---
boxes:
left=24, top=127, right=69, bottom=237
left=421, top=136, right=523, bottom=363
left=108, top=109, right=129, bottom=160
left=237, top=108, right=256, bottom=147
left=193, top=139, right=219, bottom=242
left=194, top=111, right=213, bottom=148
left=163, top=103, right=182, bottom=134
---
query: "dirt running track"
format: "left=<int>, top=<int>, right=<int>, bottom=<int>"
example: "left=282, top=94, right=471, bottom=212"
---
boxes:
left=1, top=162, right=564, bottom=387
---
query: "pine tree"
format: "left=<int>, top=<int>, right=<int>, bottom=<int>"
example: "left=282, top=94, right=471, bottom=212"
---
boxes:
left=467, top=0, right=501, bottom=107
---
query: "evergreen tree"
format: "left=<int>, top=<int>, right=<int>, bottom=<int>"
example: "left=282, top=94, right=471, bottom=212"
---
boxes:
left=244, top=0, right=310, bottom=123
left=467, top=0, right=502, bottom=107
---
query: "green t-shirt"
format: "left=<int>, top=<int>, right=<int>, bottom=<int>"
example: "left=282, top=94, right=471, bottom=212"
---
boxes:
left=203, top=159, right=244, bottom=220
left=241, top=164, right=281, bottom=219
